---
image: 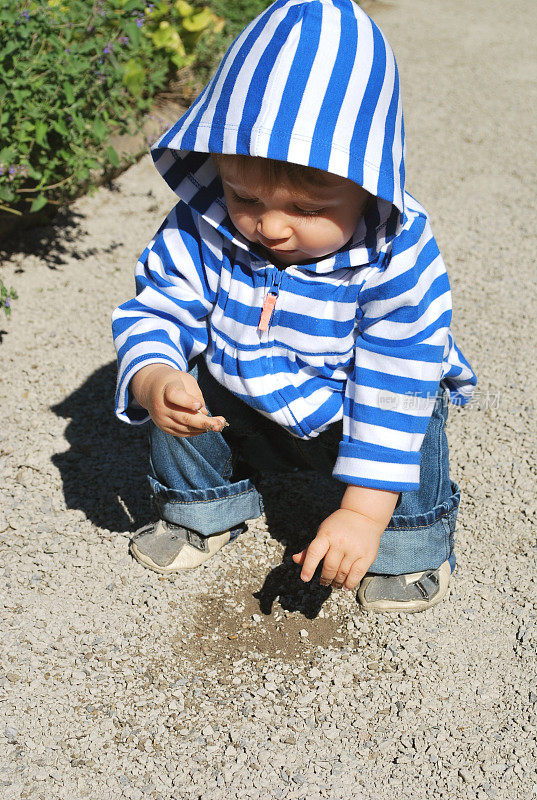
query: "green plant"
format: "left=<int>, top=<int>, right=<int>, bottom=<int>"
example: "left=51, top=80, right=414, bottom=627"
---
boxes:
left=0, top=279, right=17, bottom=316
left=0, top=0, right=221, bottom=218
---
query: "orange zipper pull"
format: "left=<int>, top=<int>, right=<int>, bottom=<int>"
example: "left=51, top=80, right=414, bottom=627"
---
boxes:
left=258, top=292, right=277, bottom=331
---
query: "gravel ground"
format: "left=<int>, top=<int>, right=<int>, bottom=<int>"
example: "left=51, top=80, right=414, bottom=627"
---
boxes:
left=1, top=0, right=536, bottom=798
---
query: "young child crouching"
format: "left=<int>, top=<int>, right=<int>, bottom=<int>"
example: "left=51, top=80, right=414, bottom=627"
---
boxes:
left=112, top=0, right=476, bottom=612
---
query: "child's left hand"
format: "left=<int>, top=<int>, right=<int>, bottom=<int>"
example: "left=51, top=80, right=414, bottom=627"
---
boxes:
left=292, top=486, right=399, bottom=591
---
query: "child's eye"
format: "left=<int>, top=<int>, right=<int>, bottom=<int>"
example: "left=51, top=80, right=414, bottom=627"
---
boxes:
left=295, top=206, right=326, bottom=217
left=231, top=191, right=258, bottom=205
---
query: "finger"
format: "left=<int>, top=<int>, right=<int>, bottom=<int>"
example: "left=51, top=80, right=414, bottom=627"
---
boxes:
left=331, top=556, right=355, bottom=589
left=180, top=373, right=207, bottom=406
left=168, top=424, right=214, bottom=437
left=299, top=534, right=330, bottom=582
left=158, top=413, right=227, bottom=437
left=343, top=559, right=369, bottom=591
left=163, top=383, right=203, bottom=411
left=319, top=551, right=344, bottom=587
left=174, top=411, right=228, bottom=432
left=156, top=420, right=202, bottom=437
left=292, top=550, right=307, bottom=565
left=178, top=429, right=216, bottom=438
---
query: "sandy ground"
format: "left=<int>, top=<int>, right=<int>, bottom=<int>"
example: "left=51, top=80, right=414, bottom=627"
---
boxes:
left=1, top=0, right=536, bottom=798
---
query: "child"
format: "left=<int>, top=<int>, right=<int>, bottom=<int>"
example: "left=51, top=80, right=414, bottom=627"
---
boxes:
left=112, top=0, right=476, bottom=612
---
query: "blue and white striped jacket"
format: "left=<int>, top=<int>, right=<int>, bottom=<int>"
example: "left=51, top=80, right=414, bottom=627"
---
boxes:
left=112, top=0, right=476, bottom=492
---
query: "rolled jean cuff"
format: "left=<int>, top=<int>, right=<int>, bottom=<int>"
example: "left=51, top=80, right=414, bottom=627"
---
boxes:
left=148, top=476, right=263, bottom=536
left=369, top=481, right=460, bottom=575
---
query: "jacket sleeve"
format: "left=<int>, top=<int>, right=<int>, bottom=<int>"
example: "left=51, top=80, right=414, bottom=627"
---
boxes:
left=112, top=202, right=218, bottom=424
left=333, top=212, right=452, bottom=491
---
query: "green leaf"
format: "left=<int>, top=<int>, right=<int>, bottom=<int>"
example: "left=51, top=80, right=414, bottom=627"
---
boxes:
left=63, top=82, right=75, bottom=105
left=171, top=51, right=187, bottom=68
left=181, top=7, right=214, bottom=32
left=30, top=194, right=48, bottom=213
left=12, top=89, right=31, bottom=104
left=0, top=184, right=15, bottom=202
left=72, top=115, right=86, bottom=134
left=53, top=118, right=69, bottom=136
left=2, top=41, right=18, bottom=58
left=149, top=21, right=185, bottom=55
left=27, top=165, right=42, bottom=180
left=106, top=145, right=120, bottom=167
left=175, top=0, right=193, bottom=16
left=151, top=2, right=171, bottom=21
left=0, top=147, right=15, bottom=163
left=122, top=58, right=145, bottom=95
left=126, top=19, right=141, bottom=47
left=92, top=118, right=106, bottom=141
left=34, top=120, right=47, bottom=146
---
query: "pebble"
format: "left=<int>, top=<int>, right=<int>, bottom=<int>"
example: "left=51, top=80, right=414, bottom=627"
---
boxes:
left=4, top=726, right=18, bottom=742
left=458, top=767, right=473, bottom=783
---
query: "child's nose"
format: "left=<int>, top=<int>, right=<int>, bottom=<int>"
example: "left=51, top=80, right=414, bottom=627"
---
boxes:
left=257, top=212, right=292, bottom=241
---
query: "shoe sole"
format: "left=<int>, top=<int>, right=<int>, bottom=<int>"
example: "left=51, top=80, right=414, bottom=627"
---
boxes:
left=130, top=530, right=231, bottom=574
left=357, top=560, right=452, bottom=613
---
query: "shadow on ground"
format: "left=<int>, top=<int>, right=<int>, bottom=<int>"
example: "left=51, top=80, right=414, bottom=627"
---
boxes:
left=51, top=361, right=347, bottom=532
left=0, top=200, right=121, bottom=270
left=51, top=361, right=151, bottom=532
left=254, top=473, right=345, bottom=617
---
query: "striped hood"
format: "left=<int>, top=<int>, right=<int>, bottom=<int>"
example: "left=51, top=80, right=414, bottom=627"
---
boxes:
left=151, top=0, right=405, bottom=269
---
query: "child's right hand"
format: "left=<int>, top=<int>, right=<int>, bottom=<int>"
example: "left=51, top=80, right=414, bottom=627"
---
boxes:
left=130, top=364, right=228, bottom=437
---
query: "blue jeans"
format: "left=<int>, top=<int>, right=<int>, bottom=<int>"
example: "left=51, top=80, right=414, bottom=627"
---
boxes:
left=148, top=359, right=460, bottom=575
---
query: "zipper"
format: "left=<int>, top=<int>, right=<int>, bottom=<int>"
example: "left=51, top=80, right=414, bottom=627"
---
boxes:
left=258, top=268, right=283, bottom=332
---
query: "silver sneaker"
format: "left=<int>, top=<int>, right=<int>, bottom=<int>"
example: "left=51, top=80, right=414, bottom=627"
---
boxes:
left=357, top=559, right=453, bottom=613
left=130, top=520, right=241, bottom=574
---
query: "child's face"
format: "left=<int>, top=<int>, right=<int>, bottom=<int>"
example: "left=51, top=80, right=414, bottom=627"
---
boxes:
left=216, top=156, right=370, bottom=266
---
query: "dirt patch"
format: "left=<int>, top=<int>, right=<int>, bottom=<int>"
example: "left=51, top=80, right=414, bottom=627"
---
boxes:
left=174, top=585, right=345, bottom=665
left=164, top=473, right=366, bottom=667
